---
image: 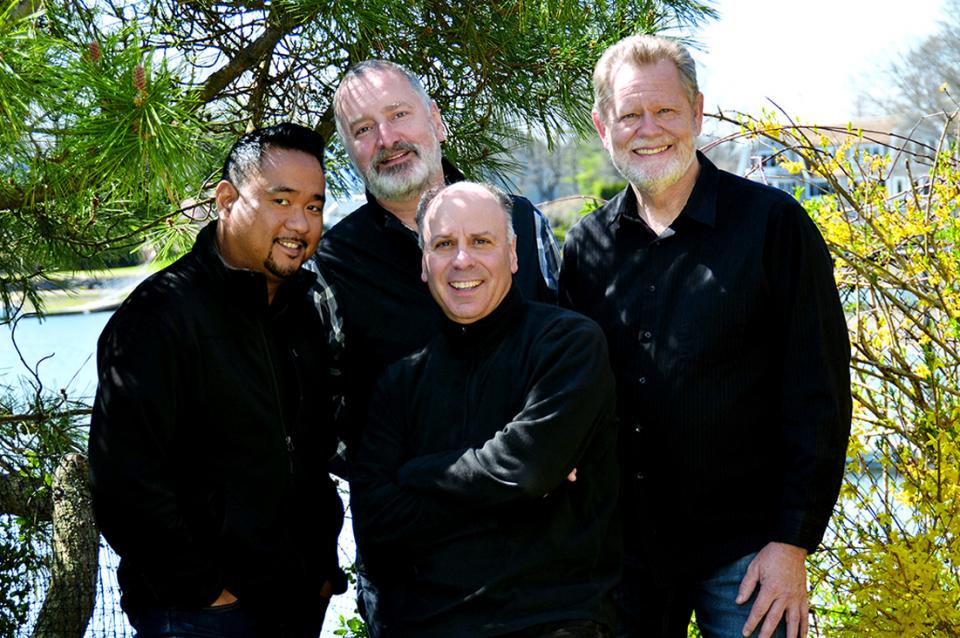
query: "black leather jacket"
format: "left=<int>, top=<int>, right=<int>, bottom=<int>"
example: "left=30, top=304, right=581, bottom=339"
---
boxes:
left=89, top=222, right=345, bottom=624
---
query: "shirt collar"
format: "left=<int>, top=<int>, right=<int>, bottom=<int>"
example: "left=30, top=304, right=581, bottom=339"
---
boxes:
left=196, top=220, right=316, bottom=313
left=441, top=284, right=525, bottom=354
left=610, top=150, right=720, bottom=234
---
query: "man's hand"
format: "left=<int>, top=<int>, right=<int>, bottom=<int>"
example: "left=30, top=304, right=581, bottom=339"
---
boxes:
left=737, top=542, right=808, bottom=638
left=210, top=589, right=238, bottom=607
left=566, top=468, right=577, bottom=482
left=320, top=580, right=334, bottom=599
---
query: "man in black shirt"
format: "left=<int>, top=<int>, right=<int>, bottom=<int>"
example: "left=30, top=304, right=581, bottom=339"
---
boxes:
left=352, top=181, right=620, bottom=638
left=560, top=35, right=851, bottom=638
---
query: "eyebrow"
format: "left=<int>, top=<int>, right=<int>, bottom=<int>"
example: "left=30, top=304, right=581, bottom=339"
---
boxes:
left=266, top=185, right=326, bottom=201
left=430, top=230, right=495, bottom=241
left=347, top=100, right=418, bottom=127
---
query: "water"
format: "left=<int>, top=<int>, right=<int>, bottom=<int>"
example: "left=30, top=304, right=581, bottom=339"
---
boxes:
left=0, top=311, right=109, bottom=402
left=1, top=310, right=359, bottom=637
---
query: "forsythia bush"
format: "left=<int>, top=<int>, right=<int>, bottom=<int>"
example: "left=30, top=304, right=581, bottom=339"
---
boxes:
left=733, top=110, right=960, bottom=636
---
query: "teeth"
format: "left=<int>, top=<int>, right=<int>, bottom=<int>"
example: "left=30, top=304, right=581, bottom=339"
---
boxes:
left=633, top=145, right=669, bottom=155
left=277, top=239, right=303, bottom=249
left=450, top=280, right=482, bottom=290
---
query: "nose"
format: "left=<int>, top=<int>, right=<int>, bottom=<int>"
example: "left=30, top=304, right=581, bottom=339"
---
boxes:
left=452, top=245, right=475, bottom=268
left=635, top=112, right=660, bottom=136
left=284, top=206, right=310, bottom=233
left=377, top=120, right=401, bottom=149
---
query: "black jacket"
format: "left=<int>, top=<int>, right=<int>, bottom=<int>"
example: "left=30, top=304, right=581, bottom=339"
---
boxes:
left=89, top=222, right=345, bottom=627
left=560, top=153, right=851, bottom=576
left=351, top=287, right=621, bottom=637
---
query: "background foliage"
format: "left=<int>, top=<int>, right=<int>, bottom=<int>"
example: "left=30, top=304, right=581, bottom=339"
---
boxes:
left=713, top=102, right=960, bottom=636
left=7, top=0, right=960, bottom=635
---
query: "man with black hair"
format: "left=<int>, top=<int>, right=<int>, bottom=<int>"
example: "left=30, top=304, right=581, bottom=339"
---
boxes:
left=89, top=122, right=346, bottom=638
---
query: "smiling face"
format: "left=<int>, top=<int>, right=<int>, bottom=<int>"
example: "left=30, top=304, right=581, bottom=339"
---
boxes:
left=420, top=183, right=518, bottom=325
left=593, top=58, right=703, bottom=196
left=335, top=67, right=445, bottom=203
left=215, top=147, right=325, bottom=302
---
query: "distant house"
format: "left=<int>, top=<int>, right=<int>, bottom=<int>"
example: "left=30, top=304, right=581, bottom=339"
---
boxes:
left=704, top=115, right=944, bottom=202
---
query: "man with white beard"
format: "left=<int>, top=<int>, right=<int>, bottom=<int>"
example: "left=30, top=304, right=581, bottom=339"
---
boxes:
left=307, top=60, right=561, bottom=634
left=559, top=35, right=851, bottom=638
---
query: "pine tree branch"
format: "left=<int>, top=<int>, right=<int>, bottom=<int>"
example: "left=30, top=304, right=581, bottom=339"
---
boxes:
left=0, top=472, right=51, bottom=520
left=195, top=21, right=285, bottom=104
left=3, top=0, right=39, bottom=24
left=0, top=409, right=92, bottom=426
left=0, top=186, right=25, bottom=212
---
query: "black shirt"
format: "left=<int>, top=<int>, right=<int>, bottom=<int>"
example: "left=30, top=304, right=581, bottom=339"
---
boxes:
left=351, top=286, right=621, bottom=637
left=560, top=152, right=851, bottom=576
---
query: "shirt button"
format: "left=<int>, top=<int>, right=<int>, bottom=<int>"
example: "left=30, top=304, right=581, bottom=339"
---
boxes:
left=647, top=284, right=656, bottom=293
left=638, top=376, right=647, bottom=385
left=636, top=472, right=645, bottom=480
left=633, top=424, right=643, bottom=433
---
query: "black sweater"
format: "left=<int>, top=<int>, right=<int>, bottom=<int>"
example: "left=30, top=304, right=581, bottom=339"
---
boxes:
left=88, top=222, right=345, bottom=626
left=351, top=287, right=621, bottom=637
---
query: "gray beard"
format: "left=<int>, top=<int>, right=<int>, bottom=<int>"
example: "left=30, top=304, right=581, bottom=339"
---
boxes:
left=362, top=140, right=443, bottom=201
left=611, top=142, right=696, bottom=196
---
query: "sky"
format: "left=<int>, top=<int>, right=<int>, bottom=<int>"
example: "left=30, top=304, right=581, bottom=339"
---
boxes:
left=680, top=0, right=947, bottom=127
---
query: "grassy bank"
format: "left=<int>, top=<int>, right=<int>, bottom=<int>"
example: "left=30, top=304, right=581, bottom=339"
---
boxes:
left=18, top=261, right=171, bottom=316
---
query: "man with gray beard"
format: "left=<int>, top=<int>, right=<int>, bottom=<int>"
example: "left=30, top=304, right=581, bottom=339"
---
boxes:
left=559, top=35, right=851, bottom=638
left=307, top=60, right=561, bottom=635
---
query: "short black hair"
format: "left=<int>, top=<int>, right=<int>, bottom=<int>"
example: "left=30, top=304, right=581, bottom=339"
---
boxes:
left=220, top=122, right=326, bottom=186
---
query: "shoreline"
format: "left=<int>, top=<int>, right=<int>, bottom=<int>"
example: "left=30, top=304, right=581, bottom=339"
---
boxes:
left=10, top=264, right=155, bottom=317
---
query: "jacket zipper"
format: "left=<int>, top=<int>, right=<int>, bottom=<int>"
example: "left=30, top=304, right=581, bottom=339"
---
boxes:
left=258, top=319, right=295, bottom=477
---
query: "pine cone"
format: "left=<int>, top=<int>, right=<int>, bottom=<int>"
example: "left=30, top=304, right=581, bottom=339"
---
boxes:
left=89, top=41, right=102, bottom=64
left=133, top=65, right=146, bottom=92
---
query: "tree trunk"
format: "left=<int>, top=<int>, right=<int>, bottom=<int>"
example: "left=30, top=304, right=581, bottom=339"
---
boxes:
left=31, top=454, right=98, bottom=638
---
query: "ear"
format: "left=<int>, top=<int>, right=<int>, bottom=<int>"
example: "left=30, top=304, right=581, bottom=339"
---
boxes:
left=693, top=92, right=704, bottom=136
left=592, top=110, right=610, bottom=152
left=430, top=101, right=447, bottom=143
left=421, top=253, right=429, bottom=283
left=509, top=237, right=518, bottom=274
left=214, top=180, right=238, bottom=218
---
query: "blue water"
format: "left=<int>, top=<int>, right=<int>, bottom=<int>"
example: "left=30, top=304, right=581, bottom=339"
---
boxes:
left=0, top=311, right=111, bottom=406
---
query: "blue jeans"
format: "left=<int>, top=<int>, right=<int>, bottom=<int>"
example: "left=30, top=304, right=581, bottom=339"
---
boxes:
left=614, top=552, right=788, bottom=638
left=130, top=602, right=258, bottom=638
left=356, top=571, right=382, bottom=638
